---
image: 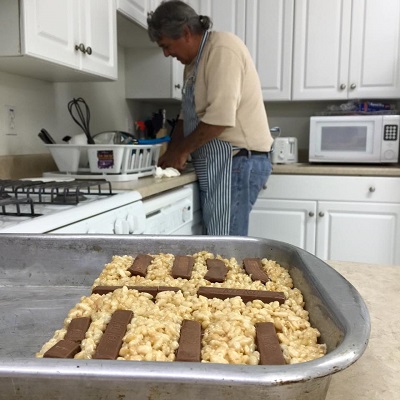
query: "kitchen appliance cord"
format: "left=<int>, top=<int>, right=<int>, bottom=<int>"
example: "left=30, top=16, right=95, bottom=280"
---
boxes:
left=67, top=97, right=95, bottom=144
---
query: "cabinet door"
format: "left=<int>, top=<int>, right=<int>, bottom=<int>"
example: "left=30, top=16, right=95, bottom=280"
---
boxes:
left=80, top=0, right=117, bottom=79
left=22, top=0, right=79, bottom=68
left=117, top=0, right=149, bottom=28
left=349, top=0, right=400, bottom=99
left=246, top=0, right=294, bottom=100
left=316, top=201, right=400, bottom=265
left=292, top=0, right=352, bottom=100
left=125, top=47, right=183, bottom=99
left=201, top=0, right=246, bottom=40
left=249, top=199, right=316, bottom=254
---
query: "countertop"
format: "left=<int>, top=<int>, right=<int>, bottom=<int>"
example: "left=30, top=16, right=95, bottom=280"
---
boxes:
left=325, top=260, right=399, bottom=400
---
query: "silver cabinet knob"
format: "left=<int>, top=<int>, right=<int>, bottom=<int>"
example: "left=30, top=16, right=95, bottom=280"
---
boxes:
left=262, top=183, right=268, bottom=190
left=350, top=83, right=357, bottom=90
left=75, top=44, right=92, bottom=55
left=75, top=43, right=86, bottom=53
left=319, top=211, right=325, bottom=217
left=340, top=83, right=347, bottom=90
left=308, top=211, right=315, bottom=217
left=369, top=186, right=376, bottom=193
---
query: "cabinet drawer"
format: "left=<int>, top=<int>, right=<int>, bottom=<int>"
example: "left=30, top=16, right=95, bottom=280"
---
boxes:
left=261, top=175, right=400, bottom=203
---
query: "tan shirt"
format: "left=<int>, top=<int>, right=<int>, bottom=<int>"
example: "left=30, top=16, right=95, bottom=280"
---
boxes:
left=182, top=31, right=273, bottom=152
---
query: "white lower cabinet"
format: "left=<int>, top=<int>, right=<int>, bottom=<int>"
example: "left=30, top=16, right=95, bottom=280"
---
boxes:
left=250, top=199, right=316, bottom=254
left=316, top=201, right=400, bottom=265
left=249, top=175, right=400, bottom=265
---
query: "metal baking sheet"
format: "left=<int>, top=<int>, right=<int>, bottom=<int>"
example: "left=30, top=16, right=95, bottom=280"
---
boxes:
left=0, top=234, right=370, bottom=400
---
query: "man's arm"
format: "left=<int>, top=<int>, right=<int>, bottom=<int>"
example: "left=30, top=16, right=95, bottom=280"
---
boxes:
left=158, top=121, right=227, bottom=170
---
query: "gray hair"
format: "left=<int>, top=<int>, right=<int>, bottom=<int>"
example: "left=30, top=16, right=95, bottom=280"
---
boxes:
left=147, top=0, right=212, bottom=42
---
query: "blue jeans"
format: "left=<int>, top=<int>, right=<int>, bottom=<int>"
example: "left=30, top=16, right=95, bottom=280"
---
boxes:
left=230, top=151, right=272, bottom=236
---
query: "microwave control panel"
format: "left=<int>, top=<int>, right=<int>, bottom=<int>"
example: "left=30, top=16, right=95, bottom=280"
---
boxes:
left=381, top=115, right=400, bottom=162
left=383, top=125, right=398, bottom=141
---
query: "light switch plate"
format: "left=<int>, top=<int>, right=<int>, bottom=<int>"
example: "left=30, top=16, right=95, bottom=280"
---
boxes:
left=4, top=105, right=17, bottom=135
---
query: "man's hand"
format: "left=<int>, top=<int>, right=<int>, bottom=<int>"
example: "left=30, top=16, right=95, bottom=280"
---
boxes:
left=158, top=143, right=190, bottom=171
left=158, top=121, right=227, bottom=170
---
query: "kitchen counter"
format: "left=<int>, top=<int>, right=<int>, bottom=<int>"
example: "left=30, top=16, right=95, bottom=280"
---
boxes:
left=325, top=260, right=399, bottom=400
left=272, top=162, right=400, bottom=176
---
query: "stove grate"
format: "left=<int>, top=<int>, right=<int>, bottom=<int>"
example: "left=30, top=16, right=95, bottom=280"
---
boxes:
left=0, top=179, right=114, bottom=216
left=0, top=196, right=39, bottom=217
left=0, top=179, right=113, bottom=205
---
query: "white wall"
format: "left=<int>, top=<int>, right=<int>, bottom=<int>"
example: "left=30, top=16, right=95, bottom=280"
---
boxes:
left=0, top=70, right=57, bottom=156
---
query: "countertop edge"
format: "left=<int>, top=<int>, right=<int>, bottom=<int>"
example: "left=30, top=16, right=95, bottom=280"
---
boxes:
left=111, top=171, right=198, bottom=199
left=271, top=163, right=400, bottom=177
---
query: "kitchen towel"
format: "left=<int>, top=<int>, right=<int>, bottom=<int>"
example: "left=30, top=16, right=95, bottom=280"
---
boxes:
left=154, top=166, right=181, bottom=178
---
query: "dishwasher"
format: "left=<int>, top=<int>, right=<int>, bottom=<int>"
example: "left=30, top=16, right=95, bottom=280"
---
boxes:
left=143, top=183, right=202, bottom=235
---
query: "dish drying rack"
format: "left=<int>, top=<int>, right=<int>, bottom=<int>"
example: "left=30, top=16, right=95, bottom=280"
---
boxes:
left=45, top=144, right=161, bottom=182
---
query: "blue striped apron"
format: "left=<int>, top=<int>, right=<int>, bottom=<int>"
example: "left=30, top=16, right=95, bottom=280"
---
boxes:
left=182, top=31, right=233, bottom=235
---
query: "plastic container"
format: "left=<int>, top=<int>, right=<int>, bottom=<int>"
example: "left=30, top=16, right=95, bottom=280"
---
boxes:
left=45, top=144, right=83, bottom=172
left=45, top=144, right=161, bottom=178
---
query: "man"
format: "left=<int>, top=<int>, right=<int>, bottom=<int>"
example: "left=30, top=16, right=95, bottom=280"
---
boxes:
left=147, top=0, right=273, bottom=236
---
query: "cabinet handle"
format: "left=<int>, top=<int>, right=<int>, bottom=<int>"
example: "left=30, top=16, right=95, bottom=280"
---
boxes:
left=174, top=84, right=181, bottom=89
left=86, top=46, right=92, bottom=55
left=318, top=211, right=325, bottom=217
left=340, top=83, right=347, bottom=90
left=75, top=43, right=86, bottom=53
left=369, top=186, right=376, bottom=193
left=308, top=211, right=315, bottom=217
left=350, top=83, right=357, bottom=90
left=262, top=183, right=268, bottom=190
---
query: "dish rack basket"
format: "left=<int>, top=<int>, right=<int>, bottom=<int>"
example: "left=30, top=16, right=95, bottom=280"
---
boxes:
left=45, top=144, right=161, bottom=181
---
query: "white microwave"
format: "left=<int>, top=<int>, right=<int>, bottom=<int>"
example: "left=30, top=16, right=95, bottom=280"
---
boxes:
left=309, top=115, right=400, bottom=164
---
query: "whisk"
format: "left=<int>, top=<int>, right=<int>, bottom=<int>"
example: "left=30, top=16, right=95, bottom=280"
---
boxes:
left=67, top=97, right=95, bottom=144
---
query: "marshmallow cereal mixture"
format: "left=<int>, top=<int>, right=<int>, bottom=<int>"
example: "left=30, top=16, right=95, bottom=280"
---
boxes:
left=37, top=251, right=327, bottom=365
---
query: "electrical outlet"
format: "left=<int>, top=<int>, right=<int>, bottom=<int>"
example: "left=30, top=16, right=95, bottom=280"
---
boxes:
left=5, top=105, right=17, bottom=135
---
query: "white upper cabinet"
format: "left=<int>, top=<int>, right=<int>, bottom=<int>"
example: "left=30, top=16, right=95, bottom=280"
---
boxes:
left=246, top=0, right=294, bottom=101
left=201, top=0, right=246, bottom=40
left=0, top=0, right=117, bottom=81
left=117, top=0, right=150, bottom=28
left=76, top=0, right=117, bottom=79
left=292, top=0, right=400, bottom=100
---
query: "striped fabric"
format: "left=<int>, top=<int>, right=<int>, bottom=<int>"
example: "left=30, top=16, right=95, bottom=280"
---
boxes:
left=182, top=31, right=233, bottom=235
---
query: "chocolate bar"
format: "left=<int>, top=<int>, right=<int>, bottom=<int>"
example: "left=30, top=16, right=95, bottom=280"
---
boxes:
left=127, top=254, right=154, bottom=277
left=43, top=339, right=81, bottom=359
left=204, top=259, right=228, bottom=283
left=92, top=286, right=180, bottom=296
left=64, top=317, right=91, bottom=342
left=243, top=258, right=269, bottom=284
left=92, top=285, right=158, bottom=296
left=92, top=310, right=133, bottom=360
left=175, top=319, right=202, bottom=362
left=171, top=255, right=195, bottom=279
left=157, top=286, right=181, bottom=293
left=197, top=287, right=285, bottom=304
left=255, top=322, right=286, bottom=365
